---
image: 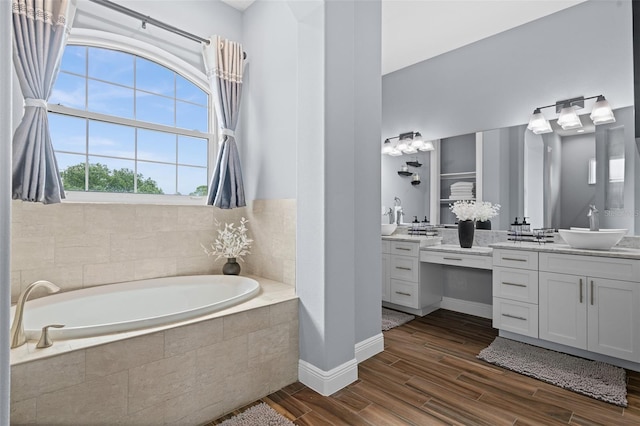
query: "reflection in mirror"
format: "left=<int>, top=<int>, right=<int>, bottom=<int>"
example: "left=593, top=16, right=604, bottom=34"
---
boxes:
left=524, top=106, right=635, bottom=233
left=605, top=126, right=625, bottom=210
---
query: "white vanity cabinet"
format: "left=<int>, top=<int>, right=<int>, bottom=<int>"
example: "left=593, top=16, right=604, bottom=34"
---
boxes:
left=492, top=249, right=539, bottom=338
left=538, top=253, right=640, bottom=363
left=382, top=238, right=442, bottom=315
left=388, top=241, right=420, bottom=308
left=381, top=240, right=391, bottom=302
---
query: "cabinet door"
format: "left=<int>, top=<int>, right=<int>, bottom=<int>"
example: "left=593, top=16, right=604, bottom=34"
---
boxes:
left=381, top=254, right=390, bottom=302
left=587, top=278, right=640, bottom=362
left=539, top=272, right=587, bottom=349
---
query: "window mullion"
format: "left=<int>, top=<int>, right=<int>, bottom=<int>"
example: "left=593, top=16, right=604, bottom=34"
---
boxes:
left=48, top=104, right=210, bottom=140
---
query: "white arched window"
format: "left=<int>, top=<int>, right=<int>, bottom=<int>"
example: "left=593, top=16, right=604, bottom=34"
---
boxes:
left=48, top=29, right=214, bottom=203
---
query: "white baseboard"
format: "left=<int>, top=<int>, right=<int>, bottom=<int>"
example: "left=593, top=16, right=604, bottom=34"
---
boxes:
left=439, top=297, right=492, bottom=319
left=355, top=333, right=384, bottom=363
left=298, top=358, right=358, bottom=396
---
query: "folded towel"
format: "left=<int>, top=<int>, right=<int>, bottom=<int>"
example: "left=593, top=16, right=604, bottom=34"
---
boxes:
left=450, top=182, right=475, bottom=188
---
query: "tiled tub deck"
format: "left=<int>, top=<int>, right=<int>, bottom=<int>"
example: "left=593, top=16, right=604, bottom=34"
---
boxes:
left=10, top=277, right=298, bottom=425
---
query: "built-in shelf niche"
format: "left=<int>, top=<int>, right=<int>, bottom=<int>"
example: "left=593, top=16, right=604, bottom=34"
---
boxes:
left=430, top=132, right=483, bottom=225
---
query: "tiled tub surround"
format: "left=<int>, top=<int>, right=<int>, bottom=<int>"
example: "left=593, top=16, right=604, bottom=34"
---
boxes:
left=10, top=278, right=298, bottom=425
left=10, top=198, right=295, bottom=303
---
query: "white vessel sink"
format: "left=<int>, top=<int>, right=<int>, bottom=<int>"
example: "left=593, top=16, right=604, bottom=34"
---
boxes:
left=381, top=223, right=397, bottom=236
left=558, top=228, right=627, bottom=250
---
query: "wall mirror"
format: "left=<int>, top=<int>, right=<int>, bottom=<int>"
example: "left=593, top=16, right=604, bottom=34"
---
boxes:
left=382, top=106, right=638, bottom=234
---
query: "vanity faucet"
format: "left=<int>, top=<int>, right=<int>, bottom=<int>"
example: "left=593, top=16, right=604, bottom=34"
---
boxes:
left=588, top=204, right=599, bottom=231
left=10, top=280, right=60, bottom=349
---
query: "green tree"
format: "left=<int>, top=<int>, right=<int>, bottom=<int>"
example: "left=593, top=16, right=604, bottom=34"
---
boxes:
left=190, top=185, right=208, bottom=196
left=60, top=163, right=163, bottom=194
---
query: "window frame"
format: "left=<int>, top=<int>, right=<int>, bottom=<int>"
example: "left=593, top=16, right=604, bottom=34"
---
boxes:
left=51, top=28, right=216, bottom=205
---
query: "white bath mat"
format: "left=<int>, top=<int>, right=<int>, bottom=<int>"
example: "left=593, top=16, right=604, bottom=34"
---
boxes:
left=478, top=337, right=628, bottom=407
left=382, top=308, right=415, bottom=331
left=218, top=402, right=294, bottom=426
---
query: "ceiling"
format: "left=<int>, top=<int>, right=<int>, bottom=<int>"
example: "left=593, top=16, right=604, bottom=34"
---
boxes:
left=221, top=0, right=586, bottom=75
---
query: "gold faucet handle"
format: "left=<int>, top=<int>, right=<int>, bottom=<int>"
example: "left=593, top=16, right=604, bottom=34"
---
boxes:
left=36, top=324, right=65, bottom=349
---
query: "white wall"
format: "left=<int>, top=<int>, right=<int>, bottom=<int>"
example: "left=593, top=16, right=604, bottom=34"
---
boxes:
left=1, top=1, right=12, bottom=423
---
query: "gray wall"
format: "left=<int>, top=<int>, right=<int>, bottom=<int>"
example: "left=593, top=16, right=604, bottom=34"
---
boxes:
left=73, top=0, right=243, bottom=69
left=1, top=1, right=11, bottom=422
left=353, top=0, right=382, bottom=348
left=382, top=1, right=632, bottom=141
left=241, top=1, right=297, bottom=200
left=560, top=133, right=596, bottom=229
left=381, top=152, right=430, bottom=223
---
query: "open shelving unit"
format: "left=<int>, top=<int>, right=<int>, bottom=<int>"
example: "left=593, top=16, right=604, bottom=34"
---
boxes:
left=430, top=133, right=483, bottom=225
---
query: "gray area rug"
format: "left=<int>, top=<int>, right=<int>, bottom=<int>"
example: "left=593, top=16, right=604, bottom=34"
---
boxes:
left=478, top=337, right=628, bottom=407
left=382, top=308, right=415, bottom=331
left=219, top=402, right=294, bottom=426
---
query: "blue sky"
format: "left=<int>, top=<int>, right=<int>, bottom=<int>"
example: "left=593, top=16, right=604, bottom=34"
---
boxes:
left=49, top=46, right=209, bottom=195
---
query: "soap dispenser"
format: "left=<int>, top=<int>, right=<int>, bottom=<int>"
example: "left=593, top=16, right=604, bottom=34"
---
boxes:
left=510, top=217, right=521, bottom=234
left=412, top=216, right=419, bottom=233
left=521, top=217, right=530, bottom=233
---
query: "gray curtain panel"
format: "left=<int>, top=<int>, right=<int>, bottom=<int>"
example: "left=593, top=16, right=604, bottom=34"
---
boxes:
left=12, top=0, right=76, bottom=204
left=202, top=36, right=246, bottom=209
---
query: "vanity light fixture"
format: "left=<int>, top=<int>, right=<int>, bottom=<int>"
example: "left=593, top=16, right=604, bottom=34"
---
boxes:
left=527, top=108, right=553, bottom=134
left=381, top=131, right=434, bottom=156
left=527, top=95, right=615, bottom=133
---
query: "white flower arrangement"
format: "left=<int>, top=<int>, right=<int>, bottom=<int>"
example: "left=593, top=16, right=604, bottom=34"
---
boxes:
left=474, top=201, right=501, bottom=222
left=449, top=200, right=501, bottom=222
left=449, top=200, right=477, bottom=221
left=202, top=217, right=253, bottom=262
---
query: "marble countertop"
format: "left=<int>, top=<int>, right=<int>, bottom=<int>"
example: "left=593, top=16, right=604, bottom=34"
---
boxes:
left=490, top=241, right=640, bottom=260
left=420, top=244, right=493, bottom=257
left=382, top=234, right=442, bottom=247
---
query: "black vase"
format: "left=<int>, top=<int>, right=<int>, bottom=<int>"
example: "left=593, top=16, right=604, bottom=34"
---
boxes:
left=458, top=220, right=475, bottom=248
left=223, top=258, right=241, bottom=275
left=476, top=220, right=491, bottom=230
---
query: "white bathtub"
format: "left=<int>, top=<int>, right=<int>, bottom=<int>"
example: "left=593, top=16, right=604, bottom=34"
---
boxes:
left=14, top=275, right=260, bottom=340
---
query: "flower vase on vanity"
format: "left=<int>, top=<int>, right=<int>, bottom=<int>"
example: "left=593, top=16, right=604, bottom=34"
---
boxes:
left=202, top=217, right=253, bottom=275
left=450, top=201, right=501, bottom=248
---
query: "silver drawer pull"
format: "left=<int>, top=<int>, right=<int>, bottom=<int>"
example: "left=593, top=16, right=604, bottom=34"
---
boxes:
left=395, top=266, right=412, bottom=271
left=395, top=291, right=412, bottom=296
left=502, top=281, right=526, bottom=288
left=502, top=257, right=527, bottom=262
left=396, top=247, right=412, bottom=251
left=502, top=313, right=527, bottom=321
left=443, top=257, right=463, bottom=261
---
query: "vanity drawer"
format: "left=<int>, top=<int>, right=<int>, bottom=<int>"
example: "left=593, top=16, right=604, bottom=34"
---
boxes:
left=390, top=241, right=419, bottom=258
left=381, top=240, right=391, bottom=254
left=493, top=267, right=538, bottom=303
left=389, top=255, right=419, bottom=282
left=493, top=298, right=539, bottom=338
left=539, top=252, right=640, bottom=282
left=493, top=249, right=538, bottom=270
left=390, top=279, right=419, bottom=308
left=420, top=251, right=492, bottom=270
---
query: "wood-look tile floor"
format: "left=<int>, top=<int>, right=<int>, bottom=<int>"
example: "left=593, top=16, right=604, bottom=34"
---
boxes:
left=207, top=309, right=640, bottom=425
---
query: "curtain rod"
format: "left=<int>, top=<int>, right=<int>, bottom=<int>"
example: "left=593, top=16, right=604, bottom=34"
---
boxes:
left=87, top=0, right=247, bottom=59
